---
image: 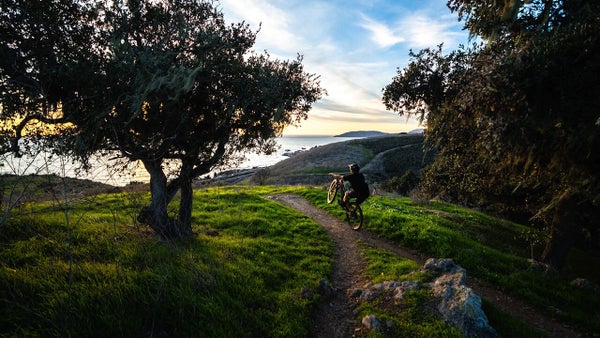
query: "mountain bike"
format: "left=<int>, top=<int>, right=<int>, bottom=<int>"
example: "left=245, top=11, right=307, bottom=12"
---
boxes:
left=326, top=174, right=363, bottom=230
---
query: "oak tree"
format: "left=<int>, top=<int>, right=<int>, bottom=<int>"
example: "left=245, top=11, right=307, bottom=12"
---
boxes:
left=1, top=0, right=324, bottom=238
left=383, top=0, right=600, bottom=269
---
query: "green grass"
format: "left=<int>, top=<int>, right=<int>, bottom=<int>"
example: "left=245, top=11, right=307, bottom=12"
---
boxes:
left=358, top=245, right=462, bottom=337
left=297, top=168, right=337, bottom=175
left=348, top=134, right=425, bottom=155
left=481, top=299, right=549, bottom=338
left=2, top=183, right=599, bottom=337
left=361, top=245, right=424, bottom=284
left=359, top=244, right=548, bottom=337
left=0, top=186, right=332, bottom=337
left=298, top=186, right=600, bottom=336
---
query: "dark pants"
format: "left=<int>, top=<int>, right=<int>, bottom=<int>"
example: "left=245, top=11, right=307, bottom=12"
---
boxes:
left=344, top=190, right=367, bottom=205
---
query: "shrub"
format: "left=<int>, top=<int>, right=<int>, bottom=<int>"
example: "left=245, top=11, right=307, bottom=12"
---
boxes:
left=408, top=188, right=431, bottom=206
left=250, top=168, right=271, bottom=185
left=381, top=170, right=419, bottom=195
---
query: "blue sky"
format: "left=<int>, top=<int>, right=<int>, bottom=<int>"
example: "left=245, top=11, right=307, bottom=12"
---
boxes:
left=218, top=0, right=470, bottom=135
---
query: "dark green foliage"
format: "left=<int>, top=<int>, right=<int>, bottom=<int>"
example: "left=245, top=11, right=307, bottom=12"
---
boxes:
left=380, top=170, right=419, bottom=196
left=381, top=146, right=435, bottom=179
left=0, top=0, right=324, bottom=238
left=383, top=0, right=600, bottom=269
left=481, top=299, right=549, bottom=338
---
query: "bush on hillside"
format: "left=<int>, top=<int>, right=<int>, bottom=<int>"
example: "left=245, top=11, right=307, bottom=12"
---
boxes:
left=250, top=168, right=271, bottom=185
left=380, top=170, right=419, bottom=196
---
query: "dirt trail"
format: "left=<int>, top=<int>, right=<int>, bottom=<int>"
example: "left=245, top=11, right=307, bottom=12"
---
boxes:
left=266, top=194, right=582, bottom=338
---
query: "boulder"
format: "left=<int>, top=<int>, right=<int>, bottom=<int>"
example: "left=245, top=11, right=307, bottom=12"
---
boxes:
left=350, top=258, right=498, bottom=337
left=361, top=315, right=383, bottom=332
left=424, top=258, right=499, bottom=338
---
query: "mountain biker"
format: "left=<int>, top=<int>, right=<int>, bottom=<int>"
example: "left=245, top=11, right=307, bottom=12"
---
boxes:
left=331, top=163, right=370, bottom=208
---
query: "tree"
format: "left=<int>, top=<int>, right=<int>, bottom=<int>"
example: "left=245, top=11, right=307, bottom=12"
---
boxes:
left=1, top=0, right=324, bottom=238
left=0, top=0, right=101, bottom=154
left=383, top=0, right=600, bottom=269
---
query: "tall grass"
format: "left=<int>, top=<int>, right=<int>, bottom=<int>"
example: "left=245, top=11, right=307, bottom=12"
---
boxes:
left=2, top=183, right=599, bottom=336
left=298, top=186, right=600, bottom=335
left=0, top=186, right=333, bottom=337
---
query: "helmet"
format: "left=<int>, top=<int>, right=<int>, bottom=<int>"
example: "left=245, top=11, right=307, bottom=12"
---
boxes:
left=349, top=163, right=360, bottom=172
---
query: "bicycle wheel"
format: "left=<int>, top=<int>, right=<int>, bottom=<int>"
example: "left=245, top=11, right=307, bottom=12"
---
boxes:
left=345, top=203, right=363, bottom=230
left=327, top=179, right=338, bottom=204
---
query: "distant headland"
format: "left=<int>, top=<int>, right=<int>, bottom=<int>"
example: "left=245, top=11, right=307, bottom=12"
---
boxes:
left=334, top=130, right=389, bottom=137
left=334, top=129, right=424, bottom=137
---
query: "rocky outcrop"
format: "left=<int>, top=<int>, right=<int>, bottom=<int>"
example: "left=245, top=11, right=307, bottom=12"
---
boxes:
left=348, top=258, right=498, bottom=338
left=424, top=258, right=499, bottom=338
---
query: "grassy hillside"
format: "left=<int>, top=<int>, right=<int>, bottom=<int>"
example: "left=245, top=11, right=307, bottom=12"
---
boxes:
left=0, top=186, right=332, bottom=337
left=257, top=134, right=433, bottom=185
left=298, top=187, right=600, bottom=336
left=1, top=183, right=599, bottom=336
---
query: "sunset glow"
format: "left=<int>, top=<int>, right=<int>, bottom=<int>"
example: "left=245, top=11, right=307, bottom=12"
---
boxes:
left=219, top=0, right=469, bottom=135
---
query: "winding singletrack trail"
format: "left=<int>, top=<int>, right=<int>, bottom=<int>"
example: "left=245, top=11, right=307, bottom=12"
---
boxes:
left=266, top=194, right=582, bottom=338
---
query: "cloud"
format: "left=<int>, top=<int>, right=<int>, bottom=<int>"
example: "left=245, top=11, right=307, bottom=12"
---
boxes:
left=218, top=0, right=301, bottom=52
left=312, top=60, right=390, bottom=105
left=216, top=1, right=468, bottom=135
left=399, top=14, right=464, bottom=48
left=290, top=102, right=422, bottom=136
left=359, top=12, right=465, bottom=49
left=359, top=15, right=406, bottom=48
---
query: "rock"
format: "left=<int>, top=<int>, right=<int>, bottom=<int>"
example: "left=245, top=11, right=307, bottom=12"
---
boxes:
left=392, top=280, right=420, bottom=300
left=359, top=289, right=378, bottom=302
left=571, top=278, right=600, bottom=293
left=318, top=279, right=335, bottom=298
left=361, top=315, right=383, bottom=332
left=424, top=257, right=462, bottom=274
left=282, top=149, right=304, bottom=157
left=347, top=288, right=363, bottom=299
left=528, top=258, right=557, bottom=274
left=370, top=282, right=387, bottom=291
left=382, top=281, right=402, bottom=289
left=425, top=258, right=499, bottom=338
left=351, top=258, right=498, bottom=337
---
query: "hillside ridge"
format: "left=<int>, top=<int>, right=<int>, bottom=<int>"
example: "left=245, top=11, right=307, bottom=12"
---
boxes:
left=250, top=133, right=434, bottom=186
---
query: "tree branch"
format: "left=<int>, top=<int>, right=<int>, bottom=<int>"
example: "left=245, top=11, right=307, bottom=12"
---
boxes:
left=164, top=135, right=229, bottom=204
left=10, top=114, right=67, bottom=157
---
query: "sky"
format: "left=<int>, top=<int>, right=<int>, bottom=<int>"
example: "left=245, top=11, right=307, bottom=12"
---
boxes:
left=218, top=0, right=471, bottom=136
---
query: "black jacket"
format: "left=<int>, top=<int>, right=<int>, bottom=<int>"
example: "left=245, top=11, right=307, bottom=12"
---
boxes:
left=343, top=172, right=369, bottom=197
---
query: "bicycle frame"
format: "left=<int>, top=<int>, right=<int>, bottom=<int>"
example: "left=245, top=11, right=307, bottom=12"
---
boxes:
left=327, top=174, right=363, bottom=230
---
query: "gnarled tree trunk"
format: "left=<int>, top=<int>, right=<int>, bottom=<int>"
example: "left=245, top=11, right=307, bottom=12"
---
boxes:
left=138, top=159, right=192, bottom=239
left=177, top=162, right=194, bottom=232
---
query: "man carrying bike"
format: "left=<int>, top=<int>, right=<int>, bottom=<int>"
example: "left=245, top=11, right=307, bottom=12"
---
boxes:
left=331, top=163, right=370, bottom=208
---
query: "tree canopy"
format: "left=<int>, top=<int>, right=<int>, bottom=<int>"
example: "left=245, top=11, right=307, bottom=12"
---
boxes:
left=1, top=0, right=324, bottom=237
left=383, top=0, right=600, bottom=269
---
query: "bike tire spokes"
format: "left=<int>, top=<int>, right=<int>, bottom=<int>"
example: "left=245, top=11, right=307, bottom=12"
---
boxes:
left=327, top=179, right=338, bottom=204
left=346, top=203, right=363, bottom=230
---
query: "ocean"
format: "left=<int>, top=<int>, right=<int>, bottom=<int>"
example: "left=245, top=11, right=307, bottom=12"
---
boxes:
left=1, top=136, right=357, bottom=186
